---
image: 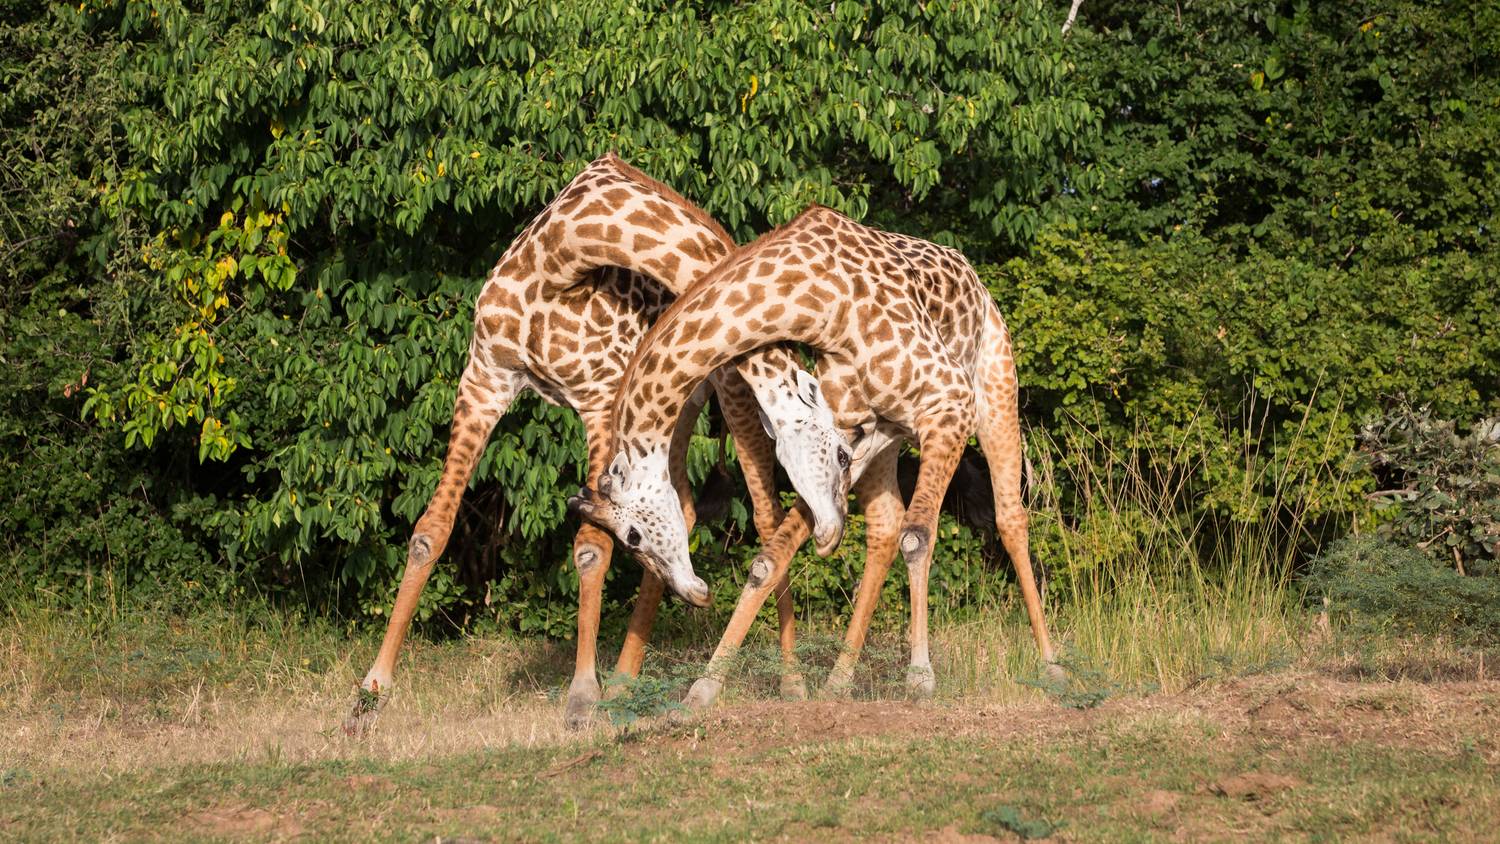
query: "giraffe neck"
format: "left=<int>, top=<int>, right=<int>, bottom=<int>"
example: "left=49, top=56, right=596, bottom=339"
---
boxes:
left=614, top=259, right=843, bottom=457
left=498, top=154, right=736, bottom=298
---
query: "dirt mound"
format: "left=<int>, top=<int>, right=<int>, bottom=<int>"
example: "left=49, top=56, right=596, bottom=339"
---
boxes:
left=1208, top=772, right=1304, bottom=801
left=184, top=806, right=303, bottom=838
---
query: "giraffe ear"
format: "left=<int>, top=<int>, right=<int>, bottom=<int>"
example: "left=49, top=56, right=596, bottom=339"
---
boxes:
left=850, top=422, right=877, bottom=465
left=607, top=452, right=631, bottom=494
left=792, top=369, right=823, bottom=409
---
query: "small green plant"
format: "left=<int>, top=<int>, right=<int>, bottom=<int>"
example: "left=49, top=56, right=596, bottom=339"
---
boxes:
left=352, top=684, right=382, bottom=716
left=1019, top=655, right=1125, bottom=710
left=981, top=804, right=1063, bottom=840
left=596, top=671, right=685, bottom=726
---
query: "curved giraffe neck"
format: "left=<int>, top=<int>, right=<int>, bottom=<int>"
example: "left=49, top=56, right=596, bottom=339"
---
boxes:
left=502, top=154, right=736, bottom=297
left=613, top=236, right=849, bottom=455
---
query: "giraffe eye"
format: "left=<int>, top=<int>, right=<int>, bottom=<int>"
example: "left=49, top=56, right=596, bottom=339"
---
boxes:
left=837, top=448, right=851, bottom=469
left=625, top=527, right=642, bottom=549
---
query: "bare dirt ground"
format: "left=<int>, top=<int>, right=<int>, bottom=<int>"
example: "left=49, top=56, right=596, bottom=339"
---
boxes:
left=5, top=665, right=1498, bottom=842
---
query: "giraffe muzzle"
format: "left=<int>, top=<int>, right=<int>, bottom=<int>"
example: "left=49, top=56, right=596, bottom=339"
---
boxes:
left=672, top=574, right=712, bottom=609
left=809, top=484, right=849, bottom=555
left=812, top=518, right=846, bottom=556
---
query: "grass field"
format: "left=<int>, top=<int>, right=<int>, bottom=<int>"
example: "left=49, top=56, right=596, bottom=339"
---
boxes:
left=4, top=591, right=1497, bottom=842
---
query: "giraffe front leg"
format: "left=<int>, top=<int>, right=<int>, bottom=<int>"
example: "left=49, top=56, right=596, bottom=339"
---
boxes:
left=682, top=505, right=812, bottom=711
left=897, top=427, right=967, bottom=700
left=344, top=367, right=513, bottom=737
left=564, top=522, right=615, bottom=729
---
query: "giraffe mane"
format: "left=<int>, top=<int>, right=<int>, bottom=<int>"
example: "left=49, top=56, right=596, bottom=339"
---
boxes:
left=599, top=152, right=736, bottom=250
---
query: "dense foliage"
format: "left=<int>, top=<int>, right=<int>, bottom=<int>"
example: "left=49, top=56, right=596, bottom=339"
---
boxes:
left=1361, top=409, right=1500, bottom=577
left=3, top=0, right=1496, bottom=636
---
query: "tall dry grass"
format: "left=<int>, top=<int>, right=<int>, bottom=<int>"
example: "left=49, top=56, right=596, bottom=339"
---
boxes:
left=937, top=401, right=1362, bottom=698
left=0, top=597, right=597, bottom=776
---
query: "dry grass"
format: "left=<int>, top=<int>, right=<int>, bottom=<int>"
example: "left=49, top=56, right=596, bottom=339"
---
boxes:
left=0, top=605, right=597, bottom=776
left=4, top=587, right=1498, bottom=842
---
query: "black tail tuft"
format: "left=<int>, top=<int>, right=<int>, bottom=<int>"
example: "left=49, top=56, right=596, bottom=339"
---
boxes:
left=691, top=465, right=737, bottom=528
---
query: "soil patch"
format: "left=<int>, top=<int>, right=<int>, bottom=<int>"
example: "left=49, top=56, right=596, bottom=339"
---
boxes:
left=184, top=806, right=304, bottom=839
left=1208, top=772, right=1304, bottom=801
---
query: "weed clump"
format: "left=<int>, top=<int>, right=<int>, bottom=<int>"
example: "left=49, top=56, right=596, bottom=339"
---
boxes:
left=597, top=671, right=686, bottom=725
left=1307, top=536, right=1500, bottom=646
left=981, top=804, right=1063, bottom=839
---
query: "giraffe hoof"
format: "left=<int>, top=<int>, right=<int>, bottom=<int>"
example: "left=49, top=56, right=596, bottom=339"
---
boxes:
left=905, top=665, right=936, bottom=699
left=1043, top=661, right=1068, bottom=686
left=343, top=684, right=387, bottom=738
left=563, top=677, right=601, bottom=730
left=683, top=677, right=723, bottom=710
left=821, top=672, right=855, bottom=701
left=780, top=672, right=809, bottom=702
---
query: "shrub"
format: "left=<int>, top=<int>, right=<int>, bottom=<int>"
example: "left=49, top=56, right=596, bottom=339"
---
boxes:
left=1307, top=535, right=1500, bottom=645
left=5, top=0, right=1499, bottom=636
left=42, top=0, right=1092, bottom=624
left=1360, top=408, right=1500, bottom=577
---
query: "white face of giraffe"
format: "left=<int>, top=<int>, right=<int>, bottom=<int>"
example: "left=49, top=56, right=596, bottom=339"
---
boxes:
left=754, top=369, right=853, bottom=555
left=568, top=447, right=711, bottom=607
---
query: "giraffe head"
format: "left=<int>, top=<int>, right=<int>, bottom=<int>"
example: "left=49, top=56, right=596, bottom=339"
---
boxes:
left=755, top=368, right=853, bottom=555
left=568, top=446, right=712, bottom=607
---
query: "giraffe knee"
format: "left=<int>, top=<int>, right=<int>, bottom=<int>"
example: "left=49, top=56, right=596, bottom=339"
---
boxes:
left=407, top=534, right=434, bottom=568
left=899, top=526, right=930, bottom=565
left=746, top=555, right=774, bottom=589
left=574, top=542, right=606, bottom=574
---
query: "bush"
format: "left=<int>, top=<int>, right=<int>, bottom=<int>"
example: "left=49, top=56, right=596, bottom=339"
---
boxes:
left=4, top=0, right=1499, bottom=635
left=28, top=0, right=1091, bottom=625
left=1307, top=536, right=1500, bottom=646
left=1361, top=408, right=1500, bottom=577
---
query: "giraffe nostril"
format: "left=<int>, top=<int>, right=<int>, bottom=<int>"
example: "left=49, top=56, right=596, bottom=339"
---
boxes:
left=625, top=527, right=642, bottom=548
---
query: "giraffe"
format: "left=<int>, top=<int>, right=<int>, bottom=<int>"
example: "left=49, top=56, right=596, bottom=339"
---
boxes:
left=571, top=204, right=1061, bottom=708
left=342, top=154, right=848, bottom=735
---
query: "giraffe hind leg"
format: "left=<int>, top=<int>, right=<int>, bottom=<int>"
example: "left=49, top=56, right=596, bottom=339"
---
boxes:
left=974, top=313, right=1060, bottom=678
left=823, top=444, right=904, bottom=699
left=712, top=368, right=808, bottom=700
left=345, top=366, right=515, bottom=736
